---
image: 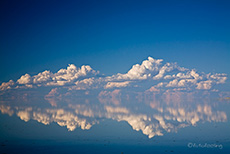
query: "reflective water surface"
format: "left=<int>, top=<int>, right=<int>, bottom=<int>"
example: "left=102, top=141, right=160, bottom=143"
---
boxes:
left=0, top=88, right=229, bottom=137
left=0, top=86, right=230, bottom=153
left=0, top=58, right=230, bottom=153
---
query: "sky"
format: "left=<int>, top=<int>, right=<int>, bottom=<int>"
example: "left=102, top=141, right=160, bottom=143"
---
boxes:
left=0, top=1, right=230, bottom=153
left=0, top=0, right=230, bottom=83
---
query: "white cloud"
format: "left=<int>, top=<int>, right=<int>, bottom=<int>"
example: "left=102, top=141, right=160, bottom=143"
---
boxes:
left=147, top=86, right=160, bottom=92
left=104, top=81, right=130, bottom=89
left=0, top=57, right=227, bottom=92
left=153, top=62, right=183, bottom=80
left=46, top=64, right=99, bottom=86
left=0, top=80, right=15, bottom=91
left=17, top=74, right=32, bottom=84
left=166, top=79, right=179, bottom=87
left=33, top=70, right=53, bottom=84
left=196, top=80, right=213, bottom=90
left=210, top=73, right=227, bottom=84
left=73, top=77, right=96, bottom=90
left=1, top=64, right=99, bottom=90
left=109, top=57, right=163, bottom=80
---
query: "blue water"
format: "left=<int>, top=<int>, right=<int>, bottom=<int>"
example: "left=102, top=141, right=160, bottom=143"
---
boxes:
left=0, top=87, right=230, bottom=153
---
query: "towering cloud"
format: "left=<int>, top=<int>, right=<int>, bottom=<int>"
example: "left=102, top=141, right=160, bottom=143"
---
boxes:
left=110, top=57, right=163, bottom=80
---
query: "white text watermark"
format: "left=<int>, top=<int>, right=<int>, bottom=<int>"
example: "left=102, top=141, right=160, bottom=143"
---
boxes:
left=187, top=142, right=223, bottom=149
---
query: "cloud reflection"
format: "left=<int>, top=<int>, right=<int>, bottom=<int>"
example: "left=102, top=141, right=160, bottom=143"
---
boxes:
left=0, top=88, right=227, bottom=138
left=0, top=57, right=228, bottom=138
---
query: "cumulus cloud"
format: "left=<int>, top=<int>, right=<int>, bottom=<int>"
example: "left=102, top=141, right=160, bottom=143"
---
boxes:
left=104, top=81, right=131, bottom=89
left=153, top=62, right=187, bottom=80
left=0, top=80, right=15, bottom=91
left=73, top=77, right=98, bottom=90
left=45, top=65, right=99, bottom=86
left=107, top=57, right=163, bottom=81
left=17, top=74, right=32, bottom=84
left=0, top=57, right=227, bottom=92
left=33, top=70, right=53, bottom=84
left=196, top=80, right=213, bottom=90
left=0, top=64, right=99, bottom=91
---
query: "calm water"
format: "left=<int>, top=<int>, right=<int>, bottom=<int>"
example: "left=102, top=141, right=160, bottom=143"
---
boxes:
left=0, top=86, right=230, bottom=153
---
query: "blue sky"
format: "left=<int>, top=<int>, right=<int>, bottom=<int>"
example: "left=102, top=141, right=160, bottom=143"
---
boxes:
left=0, top=0, right=230, bottom=82
left=1, top=1, right=230, bottom=151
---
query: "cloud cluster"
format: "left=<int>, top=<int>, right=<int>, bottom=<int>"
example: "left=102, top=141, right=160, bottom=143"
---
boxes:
left=162, top=70, right=227, bottom=90
left=0, top=57, right=227, bottom=92
left=109, top=57, right=163, bottom=80
left=104, top=81, right=131, bottom=89
left=0, top=64, right=99, bottom=90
